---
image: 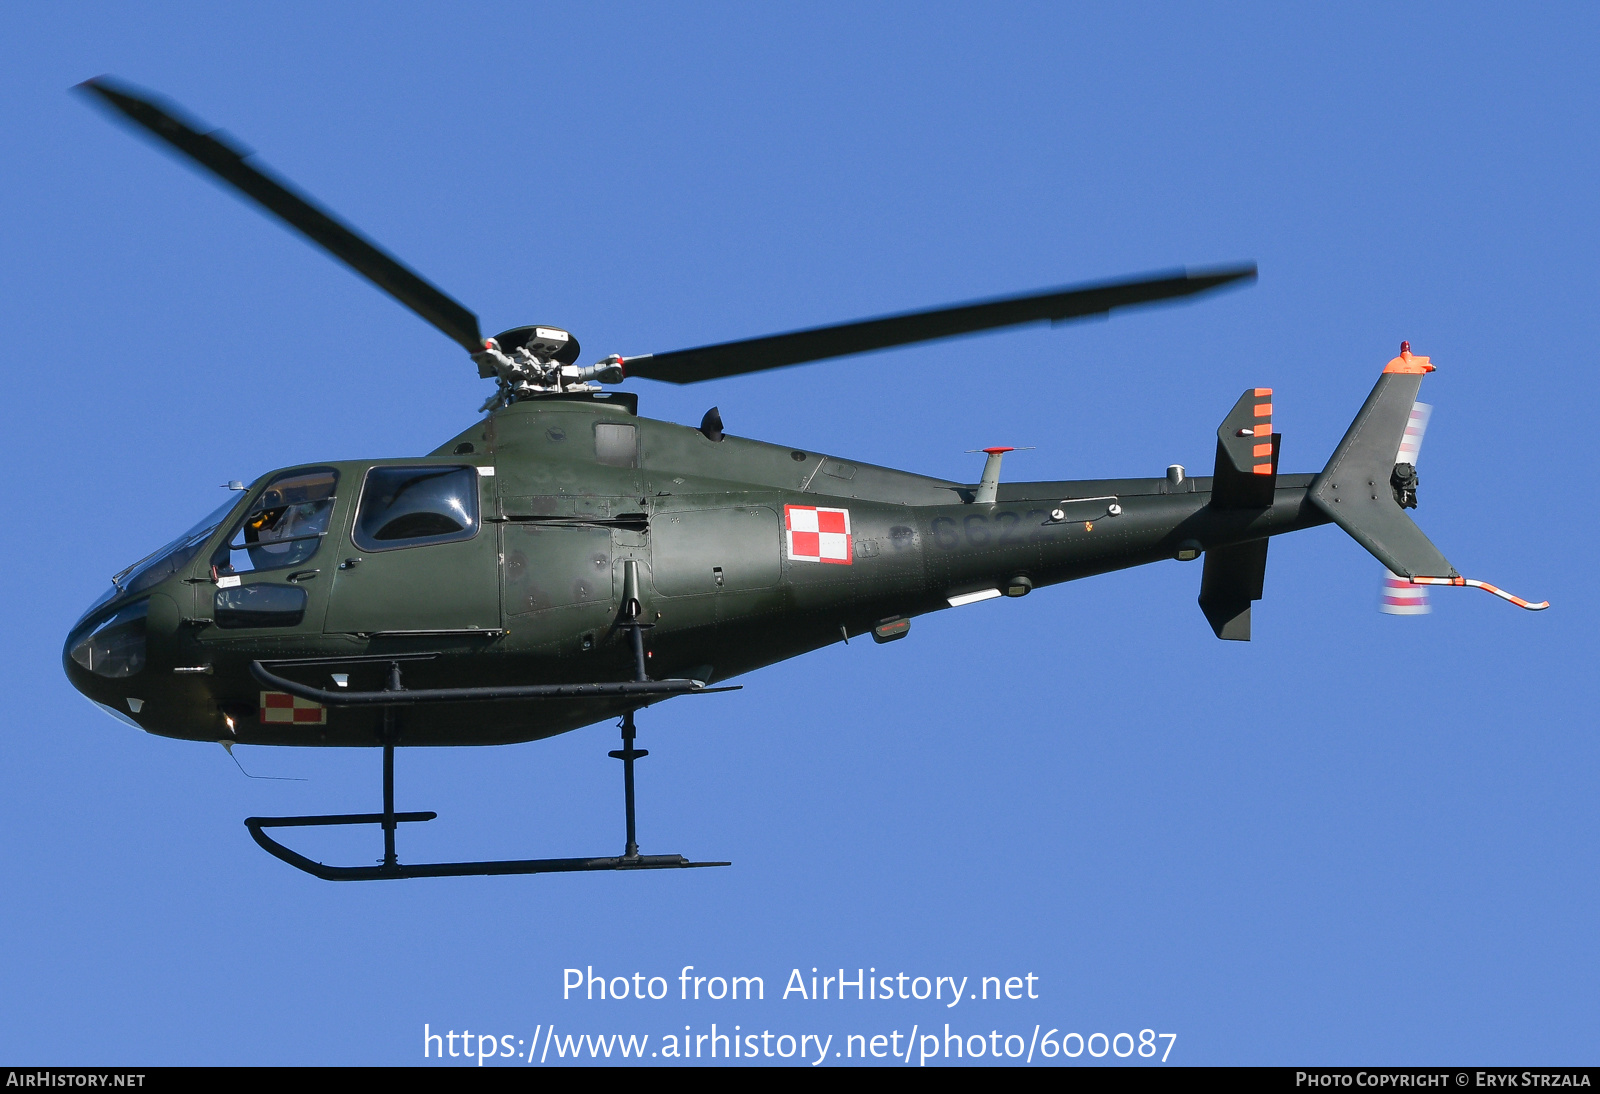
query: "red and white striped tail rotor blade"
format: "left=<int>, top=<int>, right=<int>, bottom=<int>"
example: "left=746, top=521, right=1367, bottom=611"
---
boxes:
left=1395, top=401, right=1432, bottom=465
left=1378, top=401, right=1435, bottom=615
left=1379, top=569, right=1431, bottom=615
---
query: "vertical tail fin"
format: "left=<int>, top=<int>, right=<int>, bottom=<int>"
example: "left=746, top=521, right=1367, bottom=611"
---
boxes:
left=1309, top=347, right=1457, bottom=579
left=1312, top=344, right=1547, bottom=610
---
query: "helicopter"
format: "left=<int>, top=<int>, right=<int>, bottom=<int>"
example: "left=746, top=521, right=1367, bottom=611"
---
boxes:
left=62, top=78, right=1548, bottom=882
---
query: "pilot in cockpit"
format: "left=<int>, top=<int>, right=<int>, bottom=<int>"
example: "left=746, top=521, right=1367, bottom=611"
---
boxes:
left=213, top=470, right=339, bottom=576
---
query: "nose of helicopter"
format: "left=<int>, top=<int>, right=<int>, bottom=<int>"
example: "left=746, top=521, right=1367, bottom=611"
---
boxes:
left=62, top=591, right=184, bottom=730
left=63, top=484, right=250, bottom=735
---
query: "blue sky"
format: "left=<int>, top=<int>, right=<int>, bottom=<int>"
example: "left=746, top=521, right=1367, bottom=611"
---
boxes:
left=1, top=2, right=1595, bottom=1066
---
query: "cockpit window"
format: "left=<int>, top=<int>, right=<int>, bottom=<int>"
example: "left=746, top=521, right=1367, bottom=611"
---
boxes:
left=352, top=466, right=479, bottom=551
left=106, top=493, right=246, bottom=604
left=213, top=468, right=338, bottom=575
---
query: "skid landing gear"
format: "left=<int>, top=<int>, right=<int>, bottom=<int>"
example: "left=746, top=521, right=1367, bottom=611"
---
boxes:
left=244, top=662, right=729, bottom=881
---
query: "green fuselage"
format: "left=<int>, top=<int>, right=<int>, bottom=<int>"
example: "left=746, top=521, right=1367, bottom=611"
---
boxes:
left=63, top=393, right=1330, bottom=746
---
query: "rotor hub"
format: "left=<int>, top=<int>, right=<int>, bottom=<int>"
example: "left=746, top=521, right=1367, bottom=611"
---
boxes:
left=472, top=326, right=626, bottom=410
left=491, top=325, right=581, bottom=365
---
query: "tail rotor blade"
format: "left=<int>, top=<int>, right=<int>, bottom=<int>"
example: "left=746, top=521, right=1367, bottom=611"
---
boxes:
left=1379, top=569, right=1431, bottom=615
left=1380, top=401, right=1433, bottom=613
left=1396, top=401, right=1433, bottom=465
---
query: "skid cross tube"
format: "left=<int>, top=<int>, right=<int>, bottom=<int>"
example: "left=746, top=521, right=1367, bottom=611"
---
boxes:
left=242, top=661, right=730, bottom=880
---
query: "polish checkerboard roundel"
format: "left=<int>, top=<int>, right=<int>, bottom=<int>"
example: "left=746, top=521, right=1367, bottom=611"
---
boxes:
left=785, top=504, right=852, bottom=565
left=259, top=691, right=327, bottom=725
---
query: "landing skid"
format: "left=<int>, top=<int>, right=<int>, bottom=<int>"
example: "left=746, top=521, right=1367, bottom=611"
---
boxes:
left=246, top=813, right=726, bottom=881
left=243, top=644, right=730, bottom=881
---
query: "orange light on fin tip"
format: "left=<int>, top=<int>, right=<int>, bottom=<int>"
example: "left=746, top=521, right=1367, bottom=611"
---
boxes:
left=1384, top=340, right=1436, bottom=374
left=1409, top=575, right=1549, bottom=611
left=1254, top=387, right=1272, bottom=397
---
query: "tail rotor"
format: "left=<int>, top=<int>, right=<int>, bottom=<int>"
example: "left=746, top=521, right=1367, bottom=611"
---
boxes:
left=1380, top=570, right=1432, bottom=615
left=1379, top=397, right=1433, bottom=616
left=1306, top=341, right=1547, bottom=615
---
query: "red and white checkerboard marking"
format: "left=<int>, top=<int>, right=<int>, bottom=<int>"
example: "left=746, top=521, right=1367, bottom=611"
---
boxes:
left=785, top=504, right=852, bottom=565
left=259, top=691, right=327, bottom=725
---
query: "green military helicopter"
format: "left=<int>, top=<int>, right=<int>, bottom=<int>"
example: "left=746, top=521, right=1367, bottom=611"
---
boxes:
left=64, top=78, right=1547, bottom=882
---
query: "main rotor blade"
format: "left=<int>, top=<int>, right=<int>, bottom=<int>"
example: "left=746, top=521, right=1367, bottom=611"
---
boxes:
left=621, top=265, right=1255, bottom=384
left=76, top=77, right=483, bottom=353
